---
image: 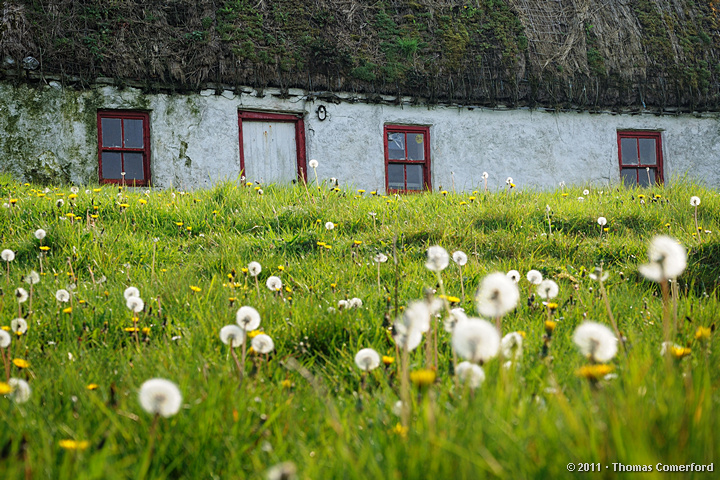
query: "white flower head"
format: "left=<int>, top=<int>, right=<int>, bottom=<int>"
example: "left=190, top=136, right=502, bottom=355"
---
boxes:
left=482, top=172, right=489, bottom=179
left=266, top=276, right=282, bottom=291
left=1, top=249, right=15, bottom=262
left=337, top=299, right=348, bottom=310
left=236, top=306, right=261, bottom=331
left=374, top=253, right=388, bottom=263
left=426, top=245, right=449, bottom=272
left=573, top=322, right=617, bottom=363
left=506, top=177, right=513, bottom=185
left=325, top=222, right=335, bottom=230
left=348, top=297, right=363, bottom=309
left=452, top=250, right=468, bottom=266
left=24, top=271, right=40, bottom=285
left=8, top=378, right=31, bottom=404
left=597, top=216, right=607, bottom=226
left=15, top=287, right=28, bottom=303
left=55, top=289, right=70, bottom=303
left=690, top=196, right=701, bottom=207
left=456, top=361, right=486, bottom=389
left=70, top=186, right=79, bottom=194
left=403, top=300, right=431, bottom=333
left=251, top=334, right=275, bottom=354
left=392, top=321, right=423, bottom=351
left=34, top=229, right=46, bottom=240
left=309, top=159, right=319, bottom=168
left=506, top=270, right=521, bottom=283
left=124, top=286, right=140, bottom=299
left=220, top=325, right=244, bottom=347
left=248, top=261, right=262, bottom=277
left=11, top=318, right=28, bottom=335
left=266, top=461, right=298, bottom=480
left=638, top=235, right=687, bottom=282
left=475, top=272, right=519, bottom=318
left=126, top=296, right=144, bottom=313
left=452, top=318, right=500, bottom=364
left=354, top=348, right=381, bottom=371
left=444, top=307, right=468, bottom=333
left=526, top=269, right=543, bottom=285
left=138, top=378, right=182, bottom=417
left=578, top=197, right=585, bottom=202
left=501, top=332, right=524, bottom=360
left=537, top=279, right=559, bottom=299
left=583, top=189, right=590, bottom=196
left=0, top=330, right=11, bottom=348
left=56, top=198, right=64, bottom=208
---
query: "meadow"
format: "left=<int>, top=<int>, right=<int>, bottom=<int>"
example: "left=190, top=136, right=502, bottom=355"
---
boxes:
left=0, top=174, right=718, bottom=479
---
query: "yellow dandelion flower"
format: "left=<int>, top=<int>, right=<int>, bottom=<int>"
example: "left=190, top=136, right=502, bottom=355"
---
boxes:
left=510, top=183, right=516, bottom=188
left=240, top=268, right=248, bottom=274
left=175, top=221, right=184, bottom=226
left=330, top=283, right=337, bottom=289
left=39, top=246, right=50, bottom=251
left=439, top=294, right=460, bottom=304
left=281, top=379, right=292, bottom=389
left=353, top=240, right=362, bottom=245
left=93, top=188, right=101, bottom=192
left=37, top=193, right=46, bottom=197
left=186, top=226, right=192, bottom=231
left=371, top=191, right=377, bottom=195
left=665, top=223, right=671, bottom=228
left=142, top=327, right=151, bottom=335
left=78, top=300, right=86, bottom=304
left=517, top=330, right=526, bottom=338
left=118, top=204, right=129, bottom=208
left=278, top=265, right=285, bottom=271
left=441, top=190, right=448, bottom=195
left=68, top=194, right=78, bottom=200
left=124, top=327, right=139, bottom=333
left=391, top=423, right=409, bottom=438
left=247, top=330, right=261, bottom=339
left=246, top=182, right=253, bottom=187
left=13, top=358, right=29, bottom=369
left=469, top=196, right=476, bottom=202
left=190, top=285, right=201, bottom=292
left=561, top=193, right=569, bottom=197
left=358, top=189, right=365, bottom=194
left=638, top=194, right=645, bottom=199
left=0, top=382, right=11, bottom=395
left=544, top=320, right=557, bottom=333
left=59, top=440, right=90, bottom=451
left=138, top=199, right=147, bottom=205
left=63, top=307, right=72, bottom=314
left=576, top=364, right=614, bottom=380
left=695, top=326, right=711, bottom=341
left=603, top=227, right=609, bottom=232
left=382, top=355, right=395, bottom=365
left=9, top=199, right=17, bottom=204
left=324, top=244, right=332, bottom=250
left=670, top=345, right=691, bottom=359
left=93, top=205, right=99, bottom=210
left=90, top=214, right=99, bottom=219
left=86, top=384, right=99, bottom=391
left=410, top=369, right=436, bottom=388
left=547, top=302, right=558, bottom=311
left=316, top=241, right=326, bottom=246
left=459, top=201, right=467, bottom=205
left=655, top=194, right=661, bottom=199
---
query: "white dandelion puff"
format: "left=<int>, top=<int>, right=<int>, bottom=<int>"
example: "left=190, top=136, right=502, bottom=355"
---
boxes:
left=501, top=332, right=524, bottom=360
left=236, top=306, right=261, bottom=331
left=403, top=300, right=431, bottom=333
left=506, top=177, right=513, bottom=185
left=374, top=253, right=388, bottom=263
left=138, top=378, right=183, bottom=417
left=251, top=334, right=275, bottom=354
left=506, top=270, right=521, bottom=283
left=354, top=348, right=381, bottom=371
left=248, top=261, right=262, bottom=277
left=266, top=461, right=298, bottom=480
left=536, top=279, right=559, bottom=299
left=455, top=361, right=486, bottom=389
left=348, top=297, right=363, bottom=309
left=597, top=216, right=607, bottom=226
left=425, top=245, right=449, bottom=272
left=392, top=321, right=423, bottom=351
left=444, top=307, right=468, bottom=333
left=308, top=159, right=319, bottom=168
left=583, top=189, right=590, bottom=196
left=266, top=276, right=282, bottom=291
left=573, top=322, right=618, bottom=363
left=325, top=222, right=335, bottom=230
left=126, top=296, right=144, bottom=313
left=220, top=325, right=244, bottom=348
left=8, top=378, right=31, bottom=404
left=482, top=172, right=489, bottom=179
left=55, top=289, right=70, bottom=303
left=1, top=249, right=15, bottom=262
left=690, top=196, right=701, bottom=207
left=452, top=250, right=468, bottom=266
left=24, top=271, right=40, bottom=285
left=526, top=270, right=543, bottom=285
left=123, top=286, right=140, bottom=299
left=0, top=330, right=11, bottom=348
left=34, top=229, right=46, bottom=240
left=638, top=235, right=687, bottom=282
left=475, top=272, right=519, bottom=318
left=70, top=186, right=79, bottom=194
left=452, top=318, right=500, bottom=364
left=15, top=288, right=28, bottom=303
left=337, top=299, right=348, bottom=310
left=11, top=318, right=28, bottom=335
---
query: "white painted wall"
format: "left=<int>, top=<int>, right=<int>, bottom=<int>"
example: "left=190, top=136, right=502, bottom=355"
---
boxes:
left=1, top=82, right=718, bottom=191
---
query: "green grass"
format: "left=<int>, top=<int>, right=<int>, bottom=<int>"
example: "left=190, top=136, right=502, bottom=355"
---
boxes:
left=0, top=177, right=718, bottom=479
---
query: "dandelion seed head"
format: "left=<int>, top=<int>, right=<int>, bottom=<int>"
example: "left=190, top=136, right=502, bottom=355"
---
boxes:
left=24, top=271, right=40, bottom=285
left=597, top=216, right=607, bottom=226
left=309, top=159, right=319, bottom=168
left=452, top=318, right=500, bottom=364
left=123, top=286, right=140, bottom=299
left=506, top=177, right=513, bottom=185
left=374, top=253, right=388, bottom=263
left=452, top=250, right=468, bottom=266
left=55, top=289, right=70, bottom=303
left=638, top=235, right=686, bottom=282
left=506, top=270, right=521, bottom=283
left=537, top=279, right=559, bottom=299
left=526, top=269, right=543, bottom=285
left=354, top=348, right=381, bottom=371
left=425, top=245, right=449, bottom=272
left=34, top=229, right=46, bottom=240
left=393, top=321, right=424, bottom=351
left=583, top=189, right=590, bottom=196
left=348, top=297, right=363, bottom=309
left=251, top=334, right=275, bottom=354
left=8, top=378, right=31, bottom=404
left=403, top=300, right=431, bottom=333
left=444, top=307, right=468, bottom=333
left=220, top=325, right=244, bottom=347
left=138, top=378, right=182, bottom=417
left=475, top=272, right=519, bottom=318
left=1, top=249, right=15, bottom=262
left=236, top=306, right=261, bottom=331
left=482, top=172, right=489, bottom=179
left=266, top=461, right=298, bottom=480
left=11, top=318, right=27, bottom=334
left=248, top=261, right=262, bottom=276
left=15, top=287, right=28, bottom=303
left=325, top=221, right=335, bottom=230
left=266, top=276, right=282, bottom=291
left=126, top=296, right=144, bottom=313
left=690, top=196, right=701, bottom=207
left=501, top=332, right=524, bottom=360
left=573, top=322, right=618, bottom=363
left=455, top=361, right=485, bottom=389
left=0, top=330, right=11, bottom=348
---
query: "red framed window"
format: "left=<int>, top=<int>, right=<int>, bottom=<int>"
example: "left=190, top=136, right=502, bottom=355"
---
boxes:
left=97, top=111, right=151, bottom=186
left=238, top=111, right=307, bottom=183
left=384, top=125, right=431, bottom=192
left=617, top=131, right=663, bottom=187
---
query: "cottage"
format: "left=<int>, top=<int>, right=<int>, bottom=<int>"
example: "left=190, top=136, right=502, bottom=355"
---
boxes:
left=1, top=1, right=719, bottom=191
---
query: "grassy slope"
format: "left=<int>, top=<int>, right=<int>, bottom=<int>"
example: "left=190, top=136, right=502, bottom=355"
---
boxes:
left=0, top=177, right=718, bottom=479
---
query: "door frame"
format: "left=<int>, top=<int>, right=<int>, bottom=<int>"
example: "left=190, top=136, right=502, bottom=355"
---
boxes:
left=237, top=111, right=307, bottom=183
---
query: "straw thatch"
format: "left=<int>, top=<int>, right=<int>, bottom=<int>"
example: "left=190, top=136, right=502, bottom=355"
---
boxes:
left=1, top=0, right=719, bottom=110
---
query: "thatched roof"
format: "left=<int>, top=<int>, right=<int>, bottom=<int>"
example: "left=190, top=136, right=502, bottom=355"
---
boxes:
left=2, top=0, right=720, bottom=111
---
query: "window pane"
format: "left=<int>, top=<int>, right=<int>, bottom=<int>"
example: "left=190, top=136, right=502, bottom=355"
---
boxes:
left=124, top=119, right=144, bottom=148
left=123, top=153, right=145, bottom=181
left=638, top=167, right=656, bottom=187
left=620, top=138, right=638, bottom=165
left=388, top=164, right=404, bottom=189
left=638, top=138, right=656, bottom=165
left=407, top=133, right=425, bottom=160
left=102, top=152, right=122, bottom=179
left=406, top=164, right=423, bottom=190
left=621, top=168, right=637, bottom=186
left=101, top=118, right=122, bottom=147
left=388, top=133, right=405, bottom=160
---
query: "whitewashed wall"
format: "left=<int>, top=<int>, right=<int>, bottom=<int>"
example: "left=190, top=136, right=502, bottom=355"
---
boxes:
left=1, top=81, right=718, bottom=191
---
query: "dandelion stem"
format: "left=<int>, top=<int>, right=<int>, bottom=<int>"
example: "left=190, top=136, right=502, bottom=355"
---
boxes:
left=254, top=276, right=260, bottom=297
left=137, top=413, right=159, bottom=480
left=457, top=264, right=465, bottom=301
left=598, top=276, right=625, bottom=354
left=694, top=205, right=702, bottom=243
left=400, top=346, right=411, bottom=430
left=239, top=331, right=247, bottom=386
left=377, top=262, right=382, bottom=294
left=230, top=346, right=243, bottom=384
left=2, top=347, right=9, bottom=382
left=661, top=279, right=671, bottom=342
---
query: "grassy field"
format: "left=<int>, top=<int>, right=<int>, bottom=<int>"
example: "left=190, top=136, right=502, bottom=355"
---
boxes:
left=0, top=175, right=718, bottom=479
